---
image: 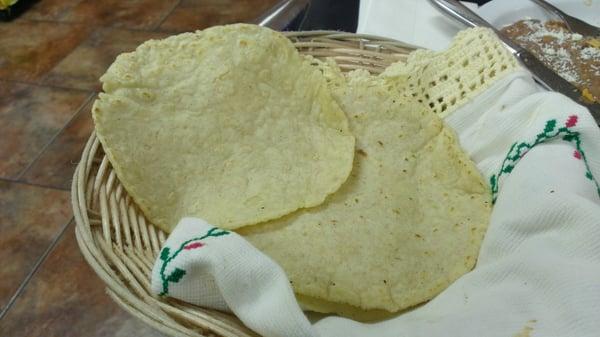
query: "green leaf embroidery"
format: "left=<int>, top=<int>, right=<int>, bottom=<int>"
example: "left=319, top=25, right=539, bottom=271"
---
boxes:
left=160, top=247, right=170, bottom=261
left=206, top=227, right=229, bottom=237
left=167, top=268, right=186, bottom=282
left=544, top=119, right=556, bottom=133
left=511, top=143, right=530, bottom=160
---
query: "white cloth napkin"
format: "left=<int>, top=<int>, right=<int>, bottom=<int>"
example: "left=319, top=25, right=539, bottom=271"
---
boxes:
left=151, top=66, right=600, bottom=336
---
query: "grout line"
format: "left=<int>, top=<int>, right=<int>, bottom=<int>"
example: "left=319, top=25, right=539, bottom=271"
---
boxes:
left=15, top=93, right=95, bottom=182
left=18, top=0, right=85, bottom=24
left=0, top=78, right=95, bottom=94
left=0, top=177, right=70, bottom=191
left=19, top=16, right=171, bottom=33
left=12, top=17, right=88, bottom=26
left=0, top=218, right=73, bottom=320
left=10, top=20, right=96, bottom=78
left=153, top=0, right=182, bottom=31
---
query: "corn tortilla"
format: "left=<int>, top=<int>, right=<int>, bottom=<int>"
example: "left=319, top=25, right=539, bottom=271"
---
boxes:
left=92, top=24, right=355, bottom=231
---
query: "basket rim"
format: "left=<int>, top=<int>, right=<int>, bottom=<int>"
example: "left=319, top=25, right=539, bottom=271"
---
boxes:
left=283, top=30, right=421, bottom=47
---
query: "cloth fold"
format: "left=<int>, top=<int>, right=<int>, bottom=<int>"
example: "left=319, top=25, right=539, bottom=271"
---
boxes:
left=151, top=218, right=316, bottom=337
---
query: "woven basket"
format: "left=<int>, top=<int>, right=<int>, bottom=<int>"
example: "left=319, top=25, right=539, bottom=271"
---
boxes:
left=71, top=31, right=417, bottom=337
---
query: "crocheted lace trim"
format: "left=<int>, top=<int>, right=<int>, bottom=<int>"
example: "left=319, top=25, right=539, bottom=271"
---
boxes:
left=381, top=28, right=521, bottom=118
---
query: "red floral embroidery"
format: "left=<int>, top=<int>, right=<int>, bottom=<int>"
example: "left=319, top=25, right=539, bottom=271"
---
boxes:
left=565, top=115, right=578, bottom=128
left=184, top=242, right=204, bottom=250
left=574, top=150, right=582, bottom=160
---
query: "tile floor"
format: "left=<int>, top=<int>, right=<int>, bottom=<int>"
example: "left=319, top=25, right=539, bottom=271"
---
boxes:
left=0, top=0, right=277, bottom=335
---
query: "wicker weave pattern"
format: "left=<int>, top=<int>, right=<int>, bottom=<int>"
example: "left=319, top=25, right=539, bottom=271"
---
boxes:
left=72, top=31, right=415, bottom=337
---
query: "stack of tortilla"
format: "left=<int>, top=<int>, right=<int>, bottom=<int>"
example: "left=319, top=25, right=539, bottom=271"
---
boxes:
left=92, top=24, right=491, bottom=320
